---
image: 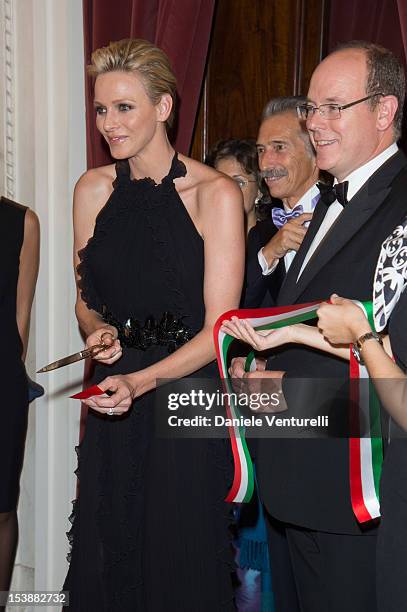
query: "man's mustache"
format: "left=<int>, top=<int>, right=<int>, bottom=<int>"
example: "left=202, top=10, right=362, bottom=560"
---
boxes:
left=260, top=168, right=288, bottom=179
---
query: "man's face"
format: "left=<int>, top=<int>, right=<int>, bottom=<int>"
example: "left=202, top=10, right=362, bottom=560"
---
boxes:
left=256, top=112, right=317, bottom=208
left=307, top=49, right=383, bottom=181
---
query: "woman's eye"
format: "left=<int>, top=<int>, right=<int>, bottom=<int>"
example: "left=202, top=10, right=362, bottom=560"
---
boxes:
left=95, top=106, right=106, bottom=115
left=119, top=103, right=132, bottom=112
left=274, top=144, right=284, bottom=152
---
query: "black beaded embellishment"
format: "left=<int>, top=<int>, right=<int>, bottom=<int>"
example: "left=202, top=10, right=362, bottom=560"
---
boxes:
left=101, top=307, right=195, bottom=353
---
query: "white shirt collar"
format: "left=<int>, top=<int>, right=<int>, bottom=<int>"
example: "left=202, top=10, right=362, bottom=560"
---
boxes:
left=336, top=143, right=399, bottom=200
left=282, top=183, right=320, bottom=213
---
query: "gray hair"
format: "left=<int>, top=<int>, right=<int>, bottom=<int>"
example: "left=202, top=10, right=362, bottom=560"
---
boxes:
left=261, top=95, right=314, bottom=156
left=262, top=95, right=308, bottom=120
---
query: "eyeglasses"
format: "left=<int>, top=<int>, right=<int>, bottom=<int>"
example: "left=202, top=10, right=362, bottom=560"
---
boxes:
left=232, top=177, right=258, bottom=189
left=296, top=93, right=385, bottom=121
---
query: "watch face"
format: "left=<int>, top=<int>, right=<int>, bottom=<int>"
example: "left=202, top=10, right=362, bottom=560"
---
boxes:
left=351, top=344, right=363, bottom=365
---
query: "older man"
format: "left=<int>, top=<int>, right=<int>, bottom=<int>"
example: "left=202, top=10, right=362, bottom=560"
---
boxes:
left=244, top=96, right=319, bottom=307
left=241, top=97, right=319, bottom=612
left=233, top=42, right=407, bottom=611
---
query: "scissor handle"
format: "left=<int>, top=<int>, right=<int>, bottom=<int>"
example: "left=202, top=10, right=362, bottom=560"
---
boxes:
left=81, top=342, right=109, bottom=359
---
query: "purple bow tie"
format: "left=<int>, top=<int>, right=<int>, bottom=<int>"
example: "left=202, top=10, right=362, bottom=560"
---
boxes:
left=272, top=204, right=304, bottom=229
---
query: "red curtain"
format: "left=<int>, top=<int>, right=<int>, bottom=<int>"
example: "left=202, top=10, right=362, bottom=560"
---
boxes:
left=328, top=0, right=406, bottom=62
left=328, top=0, right=407, bottom=143
left=397, top=0, right=407, bottom=64
left=83, top=0, right=215, bottom=168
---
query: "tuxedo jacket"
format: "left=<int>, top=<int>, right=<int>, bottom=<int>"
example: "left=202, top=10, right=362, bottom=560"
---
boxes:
left=257, top=150, right=407, bottom=534
left=242, top=212, right=285, bottom=308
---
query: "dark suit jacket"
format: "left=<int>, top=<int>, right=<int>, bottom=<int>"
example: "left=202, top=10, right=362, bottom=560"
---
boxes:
left=242, top=213, right=285, bottom=308
left=257, top=150, right=407, bottom=534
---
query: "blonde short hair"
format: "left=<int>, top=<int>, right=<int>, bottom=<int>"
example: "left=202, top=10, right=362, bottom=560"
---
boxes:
left=88, top=38, right=177, bottom=128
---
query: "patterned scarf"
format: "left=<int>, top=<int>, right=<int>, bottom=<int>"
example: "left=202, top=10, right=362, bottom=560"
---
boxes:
left=373, top=215, right=407, bottom=331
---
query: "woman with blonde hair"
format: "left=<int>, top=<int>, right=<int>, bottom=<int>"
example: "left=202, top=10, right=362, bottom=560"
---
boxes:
left=63, top=38, right=245, bottom=610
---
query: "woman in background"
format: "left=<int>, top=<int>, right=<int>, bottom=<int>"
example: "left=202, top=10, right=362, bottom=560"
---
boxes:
left=0, top=197, right=39, bottom=607
left=206, top=138, right=270, bottom=237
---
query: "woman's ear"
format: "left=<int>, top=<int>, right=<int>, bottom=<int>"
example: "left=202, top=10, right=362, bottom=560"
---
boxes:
left=156, top=94, right=173, bottom=123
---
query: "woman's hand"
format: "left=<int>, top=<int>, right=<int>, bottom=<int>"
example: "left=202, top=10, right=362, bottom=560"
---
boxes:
left=86, top=324, right=123, bottom=364
left=82, top=374, right=136, bottom=415
left=221, top=316, right=293, bottom=351
left=317, top=294, right=372, bottom=344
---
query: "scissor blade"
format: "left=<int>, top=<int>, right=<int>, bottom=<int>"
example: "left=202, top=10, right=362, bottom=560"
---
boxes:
left=37, top=350, right=88, bottom=373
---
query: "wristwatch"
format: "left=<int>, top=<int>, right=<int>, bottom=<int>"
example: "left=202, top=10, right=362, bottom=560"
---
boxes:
left=351, top=331, right=383, bottom=365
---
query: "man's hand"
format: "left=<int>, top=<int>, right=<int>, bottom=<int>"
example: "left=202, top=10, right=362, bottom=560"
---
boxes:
left=263, top=212, right=313, bottom=266
left=229, top=356, right=266, bottom=394
left=240, top=369, right=287, bottom=413
left=229, top=356, right=266, bottom=378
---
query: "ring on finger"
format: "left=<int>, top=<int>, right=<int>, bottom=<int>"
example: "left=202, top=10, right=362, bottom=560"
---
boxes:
left=107, top=407, right=114, bottom=416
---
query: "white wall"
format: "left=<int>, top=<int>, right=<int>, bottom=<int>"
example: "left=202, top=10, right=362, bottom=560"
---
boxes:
left=0, top=0, right=86, bottom=609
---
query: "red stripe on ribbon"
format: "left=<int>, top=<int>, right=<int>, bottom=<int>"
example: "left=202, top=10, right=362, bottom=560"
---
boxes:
left=349, top=354, right=371, bottom=523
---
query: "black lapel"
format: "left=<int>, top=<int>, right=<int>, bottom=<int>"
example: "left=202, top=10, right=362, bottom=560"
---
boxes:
left=277, top=150, right=407, bottom=305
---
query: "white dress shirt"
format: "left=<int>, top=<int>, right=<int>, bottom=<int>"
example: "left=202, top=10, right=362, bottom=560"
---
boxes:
left=297, top=143, right=399, bottom=280
left=258, top=183, right=320, bottom=274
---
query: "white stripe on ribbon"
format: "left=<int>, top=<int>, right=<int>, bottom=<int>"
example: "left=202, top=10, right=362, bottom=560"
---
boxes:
left=353, top=300, right=381, bottom=520
left=244, top=303, right=320, bottom=329
left=358, top=363, right=381, bottom=519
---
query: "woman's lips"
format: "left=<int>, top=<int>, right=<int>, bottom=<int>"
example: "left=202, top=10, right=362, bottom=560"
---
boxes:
left=108, top=136, right=128, bottom=144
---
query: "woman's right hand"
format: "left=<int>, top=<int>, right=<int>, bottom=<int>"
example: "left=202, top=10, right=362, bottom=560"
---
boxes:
left=86, top=324, right=123, bottom=365
left=221, top=316, right=294, bottom=351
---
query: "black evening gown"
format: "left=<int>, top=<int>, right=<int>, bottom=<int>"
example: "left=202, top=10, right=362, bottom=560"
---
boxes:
left=63, top=155, right=235, bottom=611
left=377, top=288, right=407, bottom=611
left=0, top=197, right=29, bottom=512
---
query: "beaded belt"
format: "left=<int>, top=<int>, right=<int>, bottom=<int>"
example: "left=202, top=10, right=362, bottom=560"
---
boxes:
left=101, top=306, right=195, bottom=352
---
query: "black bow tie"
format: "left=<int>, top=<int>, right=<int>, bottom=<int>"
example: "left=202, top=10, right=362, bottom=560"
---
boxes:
left=317, top=181, right=349, bottom=207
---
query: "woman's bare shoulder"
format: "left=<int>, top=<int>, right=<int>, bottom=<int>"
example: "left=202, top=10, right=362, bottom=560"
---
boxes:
left=179, top=154, right=241, bottom=204
left=73, top=164, right=117, bottom=220
left=75, top=164, right=116, bottom=200
left=24, top=208, right=40, bottom=235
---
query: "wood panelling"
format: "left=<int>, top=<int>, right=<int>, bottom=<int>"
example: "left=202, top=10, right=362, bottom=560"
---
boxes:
left=190, top=0, right=328, bottom=161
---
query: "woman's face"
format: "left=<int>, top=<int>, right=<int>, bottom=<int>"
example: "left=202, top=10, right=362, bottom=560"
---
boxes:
left=94, top=70, right=161, bottom=159
left=215, top=157, right=258, bottom=216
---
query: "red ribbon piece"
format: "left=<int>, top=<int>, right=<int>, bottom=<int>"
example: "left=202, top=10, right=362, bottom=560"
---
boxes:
left=70, top=385, right=105, bottom=400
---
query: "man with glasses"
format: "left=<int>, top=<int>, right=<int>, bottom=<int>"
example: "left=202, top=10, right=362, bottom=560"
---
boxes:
left=244, top=96, right=319, bottom=308
left=231, top=41, right=407, bottom=611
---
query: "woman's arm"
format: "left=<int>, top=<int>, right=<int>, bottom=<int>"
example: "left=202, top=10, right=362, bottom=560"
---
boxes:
left=16, top=209, right=40, bottom=360
left=73, top=168, right=123, bottom=361
left=317, top=295, right=407, bottom=429
left=85, top=173, right=245, bottom=413
left=221, top=316, right=350, bottom=360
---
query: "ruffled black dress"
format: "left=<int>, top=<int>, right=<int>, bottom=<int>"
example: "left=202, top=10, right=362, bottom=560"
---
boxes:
left=63, top=154, right=235, bottom=611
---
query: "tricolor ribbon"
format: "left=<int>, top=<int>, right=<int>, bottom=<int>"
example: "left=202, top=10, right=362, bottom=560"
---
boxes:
left=214, top=300, right=382, bottom=524
left=349, top=301, right=382, bottom=523
left=214, top=302, right=322, bottom=503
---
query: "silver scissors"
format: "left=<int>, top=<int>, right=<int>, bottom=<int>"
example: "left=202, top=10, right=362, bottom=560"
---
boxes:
left=37, top=342, right=110, bottom=373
